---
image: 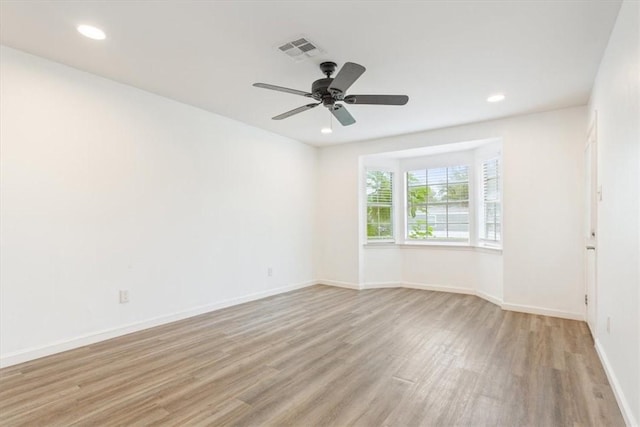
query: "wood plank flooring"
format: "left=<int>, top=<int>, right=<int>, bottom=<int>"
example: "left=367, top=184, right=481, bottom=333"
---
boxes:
left=0, top=285, right=625, bottom=426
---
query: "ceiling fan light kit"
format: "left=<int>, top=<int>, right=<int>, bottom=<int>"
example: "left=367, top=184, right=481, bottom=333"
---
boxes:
left=253, top=61, right=409, bottom=127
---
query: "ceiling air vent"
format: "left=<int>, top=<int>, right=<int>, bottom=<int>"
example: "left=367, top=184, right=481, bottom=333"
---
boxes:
left=277, top=36, right=324, bottom=62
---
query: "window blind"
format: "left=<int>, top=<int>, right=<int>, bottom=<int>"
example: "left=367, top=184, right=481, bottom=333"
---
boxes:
left=366, top=171, right=394, bottom=240
left=406, top=165, right=469, bottom=241
left=482, top=158, right=501, bottom=242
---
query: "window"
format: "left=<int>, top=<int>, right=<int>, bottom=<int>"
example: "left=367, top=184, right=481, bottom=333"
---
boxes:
left=362, top=140, right=502, bottom=248
left=481, top=158, right=501, bottom=242
left=366, top=170, right=394, bottom=241
left=406, top=165, right=469, bottom=242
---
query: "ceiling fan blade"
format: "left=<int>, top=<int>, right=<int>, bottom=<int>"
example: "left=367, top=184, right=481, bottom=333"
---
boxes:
left=343, top=94, right=409, bottom=105
left=272, top=103, right=321, bottom=120
left=328, top=62, right=366, bottom=95
left=253, top=83, right=312, bottom=98
left=331, top=104, right=356, bottom=126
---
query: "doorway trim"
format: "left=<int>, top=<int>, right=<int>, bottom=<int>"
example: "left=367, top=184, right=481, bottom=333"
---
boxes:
left=585, top=113, right=598, bottom=336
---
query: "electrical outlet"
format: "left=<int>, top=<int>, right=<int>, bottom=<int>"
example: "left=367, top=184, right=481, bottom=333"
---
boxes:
left=267, top=267, right=273, bottom=277
left=119, top=290, right=130, bottom=304
left=606, top=316, right=611, bottom=333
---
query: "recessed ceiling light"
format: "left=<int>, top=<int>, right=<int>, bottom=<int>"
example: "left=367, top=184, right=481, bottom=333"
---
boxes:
left=77, top=25, right=106, bottom=40
left=321, top=127, right=333, bottom=134
left=487, top=93, right=505, bottom=103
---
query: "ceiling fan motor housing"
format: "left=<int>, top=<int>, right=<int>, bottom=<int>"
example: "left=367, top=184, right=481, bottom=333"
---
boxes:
left=312, top=77, right=340, bottom=107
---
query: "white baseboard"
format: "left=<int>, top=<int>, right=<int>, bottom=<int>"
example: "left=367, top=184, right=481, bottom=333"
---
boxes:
left=501, top=302, right=584, bottom=321
left=364, top=282, right=505, bottom=309
left=0, top=280, right=315, bottom=369
left=595, top=339, right=638, bottom=427
left=361, top=281, right=401, bottom=289
left=475, top=289, right=504, bottom=306
left=320, top=280, right=477, bottom=296
left=400, top=281, right=475, bottom=295
left=316, top=280, right=361, bottom=290
left=326, top=280, right=500, bottom=306
left=319, top=281, right=582, bottom=321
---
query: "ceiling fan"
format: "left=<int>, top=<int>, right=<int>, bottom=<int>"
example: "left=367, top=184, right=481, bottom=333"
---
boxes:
left=253, top=61, right=409, bottom=127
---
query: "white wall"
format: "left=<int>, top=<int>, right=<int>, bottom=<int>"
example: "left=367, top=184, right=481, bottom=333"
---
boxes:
left=0, top=46, right=317, bottom=366
left=400, top=247, right=484, bottom=292
left=588, top=1, right=640, bottom=424
left=317, top=106, right=586, bottom=319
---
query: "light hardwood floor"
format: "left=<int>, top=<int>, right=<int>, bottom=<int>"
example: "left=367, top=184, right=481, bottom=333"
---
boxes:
left=0, top=285, right=625, bottom=426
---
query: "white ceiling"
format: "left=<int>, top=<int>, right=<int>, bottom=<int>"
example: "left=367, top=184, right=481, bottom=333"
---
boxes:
left=0, top=1, right=621, bottom=146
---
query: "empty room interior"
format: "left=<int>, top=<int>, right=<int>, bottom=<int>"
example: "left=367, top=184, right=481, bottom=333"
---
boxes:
left=0, top=1, right=639, bottom=426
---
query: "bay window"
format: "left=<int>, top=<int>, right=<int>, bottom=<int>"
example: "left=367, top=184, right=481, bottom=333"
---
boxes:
left=363, top=141, right=501, bottom=248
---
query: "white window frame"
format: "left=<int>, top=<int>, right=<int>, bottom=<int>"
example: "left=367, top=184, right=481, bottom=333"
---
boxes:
left=404, top=165, right=472, bottom=244
left=476, top=149, right=503, bottom=249
left=399, top=151, right=475, bottom=246
left=364, top=167, right=397, bottom=243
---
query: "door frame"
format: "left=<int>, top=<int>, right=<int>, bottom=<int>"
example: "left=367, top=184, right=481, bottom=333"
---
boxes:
left=585, top=114, right=598, bottom=336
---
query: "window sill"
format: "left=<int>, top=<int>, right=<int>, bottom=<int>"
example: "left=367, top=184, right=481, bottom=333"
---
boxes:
left=399, top=242, right=473, bottom=250
left=363, top=241, right=397, bottom=249
left=363, top=241, right=502, bottom=254
left=475, top=244, right=503, bottom=254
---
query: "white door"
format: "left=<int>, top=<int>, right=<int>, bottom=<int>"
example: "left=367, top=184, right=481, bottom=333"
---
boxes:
left=585, top=120, right=598, bottom=336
